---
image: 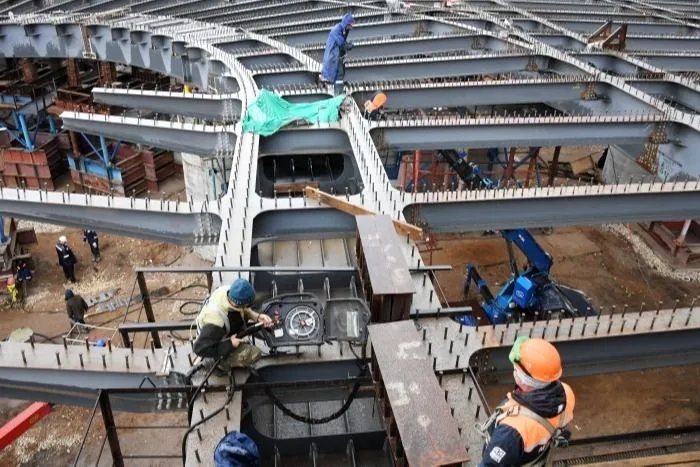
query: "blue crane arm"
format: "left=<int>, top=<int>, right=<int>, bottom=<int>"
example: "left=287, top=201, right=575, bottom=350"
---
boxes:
left=500, top=229, right=552, bottom=276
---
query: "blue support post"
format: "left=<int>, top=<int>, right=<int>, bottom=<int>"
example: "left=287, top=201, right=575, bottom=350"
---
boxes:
left=0, top=217, right=7, bottom=244
left=17, top=113, right=34, bottom=151
left=99, top=136, right=111, bottom=167
left=48, top=115, right=57, bottom=134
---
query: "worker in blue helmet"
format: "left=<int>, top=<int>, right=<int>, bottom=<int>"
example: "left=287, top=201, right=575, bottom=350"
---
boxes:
left=193, top=279, right=274, bottom=370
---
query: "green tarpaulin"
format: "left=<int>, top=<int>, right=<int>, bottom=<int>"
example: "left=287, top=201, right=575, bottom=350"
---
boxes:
left=241, top=89, right=347, bottom=136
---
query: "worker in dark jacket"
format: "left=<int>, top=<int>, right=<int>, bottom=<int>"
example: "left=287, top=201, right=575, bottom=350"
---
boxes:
left=193, top=279, right=274, bottom=370
left=15, top=260, right=32, bottom=301
left=83, top=229, right=101, bottom=262
left=56, top=235, right=77, bottom=283
left=478, top=337, right=575, bottom=466
left=321, top=13, right=355, bottom=95
left=65, top=289, right=88, bottom=326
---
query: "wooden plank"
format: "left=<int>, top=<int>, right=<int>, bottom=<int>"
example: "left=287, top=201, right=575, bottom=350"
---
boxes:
left=304, top=186, right=423, bottom=241
left=276, top=181, right=319, bottom=194
left=369, top=321, right=469, bottom=467
left=356, top=215, right=414, bottom=295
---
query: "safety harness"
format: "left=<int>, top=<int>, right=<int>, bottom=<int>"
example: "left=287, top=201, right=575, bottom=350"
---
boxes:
left=476, top=403, right=570, bottom=467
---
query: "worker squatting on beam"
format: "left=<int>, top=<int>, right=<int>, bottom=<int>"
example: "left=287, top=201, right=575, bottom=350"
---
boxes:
left=477, top=337, right=575, bottom=467
left=191, top=279, right=275, bottom=376
left=320, top=13, right=355, bottom=95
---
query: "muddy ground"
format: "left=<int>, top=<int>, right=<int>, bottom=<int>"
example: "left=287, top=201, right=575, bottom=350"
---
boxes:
left=429, top=226, right=700, bottom=310
left=2, top=222, right=700, bottom=464
left=0, top=225, right=210, bottom=466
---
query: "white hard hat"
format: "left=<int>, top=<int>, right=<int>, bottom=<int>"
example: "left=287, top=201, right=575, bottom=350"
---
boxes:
left=59, top=235, right=67, bottom=243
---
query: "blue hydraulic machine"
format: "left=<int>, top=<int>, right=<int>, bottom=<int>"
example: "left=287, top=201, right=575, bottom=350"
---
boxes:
left=438, top=149, right=597, bottom=326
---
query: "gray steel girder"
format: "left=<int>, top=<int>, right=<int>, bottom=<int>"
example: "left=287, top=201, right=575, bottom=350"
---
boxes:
left=0, top=341, right=192, bottom=412
left=351, top=80, right=657, bottom=113
left=405, top=186, right=700, bottom=233
left=304, top=35, right=513, bottom=60
left=625, top=36, right=700, bottom=52
left=629, top=79, right=700, bottom=113
left=634, top=54, right=700, bottom=72
left=370, top=117, right=662, bottom=151
left=258, top=128, right=352, bottom=155
left=60, top=112, right=237, bottom=157
left=91, top=88, right=242, bottom=121
left=551, top=19, right=700, bottom=36
left=0, top=197, right=221, bottom=244
left=271, top=19, right=462, bottom=46
left=344, top=54, right=584, bottom=82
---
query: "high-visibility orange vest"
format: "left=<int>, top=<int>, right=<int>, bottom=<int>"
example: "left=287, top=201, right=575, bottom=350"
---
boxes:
left=496, top=383, right=575, bottom=454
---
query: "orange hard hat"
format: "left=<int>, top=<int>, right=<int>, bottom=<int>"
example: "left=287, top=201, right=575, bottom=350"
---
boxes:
left=7, top=276, right=15, bottom=285
left=510, top=337, right=562, bottom=383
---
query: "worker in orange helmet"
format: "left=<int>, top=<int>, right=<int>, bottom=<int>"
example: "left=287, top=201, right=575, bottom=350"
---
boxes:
left=363, top=91, right=387, bottom=121
left=477, top=336, right=575, bottom=466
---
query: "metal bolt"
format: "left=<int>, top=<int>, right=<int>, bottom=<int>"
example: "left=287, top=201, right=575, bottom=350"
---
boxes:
left=449, top=340, right=454, bottom=353
left=428, top=343, right=432, bottom=355
left=146, top=356, right=151, bottom=370
left=102, top=355, right=107, bottom=368
left=21, top=350, right=26, bottom=365
left=55, top=352, right=61, bottom=366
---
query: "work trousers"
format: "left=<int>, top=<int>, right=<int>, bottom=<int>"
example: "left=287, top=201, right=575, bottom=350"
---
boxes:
left=63, top=264, right=77, bottom=283
left=221, top=343, right=263, bottom=368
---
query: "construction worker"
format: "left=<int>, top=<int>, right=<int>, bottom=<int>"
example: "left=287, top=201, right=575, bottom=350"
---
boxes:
left=65, top=289, right=88, bottom=327
left=477, top=336, right=575, bottom=466
left=320, top=13, right=355, bottom=95
left=363, top=91, right=387, bottom=121
left=56, top=236, right=77, bottom=283
left=83, top=229, right=101, bottom=262
left=6, top=276, right=19, bottom=305
left=15, top=260, right=32, bottom=300
left=193, top=279, right=274, bottom=371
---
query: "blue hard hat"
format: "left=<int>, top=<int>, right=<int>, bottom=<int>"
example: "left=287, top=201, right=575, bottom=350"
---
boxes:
left=64, top=289, right=74, bottom=300
left=227, top=279, right=256, bottom=306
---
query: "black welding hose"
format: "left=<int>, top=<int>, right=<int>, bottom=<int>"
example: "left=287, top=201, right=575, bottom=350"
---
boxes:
left=181, top=367, right=233, bottom=466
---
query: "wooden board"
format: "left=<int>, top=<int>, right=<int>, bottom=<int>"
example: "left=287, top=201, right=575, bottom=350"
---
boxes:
left=304, top=186, right=423, bottom=241
left=275, top=181, right=319, bottom=194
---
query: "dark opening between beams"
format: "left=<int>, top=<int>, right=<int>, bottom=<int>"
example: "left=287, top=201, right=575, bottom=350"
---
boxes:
left=257, top=153, right=362, bottom=197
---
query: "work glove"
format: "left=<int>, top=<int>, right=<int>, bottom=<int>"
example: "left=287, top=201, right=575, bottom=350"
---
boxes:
left=345, top=41, right=354, bottom=50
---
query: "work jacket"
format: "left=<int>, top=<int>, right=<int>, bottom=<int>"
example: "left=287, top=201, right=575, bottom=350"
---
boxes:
left=479, top=381, right=575, bottom=466
left=193, top=286, right=260, bottom=359
left=66, top=295, right=88, bottom=322
left=56, top=244, right=76, bottom=267
left=321, top=13, right=354, bottom=82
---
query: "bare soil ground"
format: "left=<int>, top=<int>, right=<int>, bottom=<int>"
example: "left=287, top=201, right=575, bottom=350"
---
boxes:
left=428, top=226, right=700, bottom=310
left=428, top=226, right=700, bottom=440
left=0, top=224, right=210, bottom=466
